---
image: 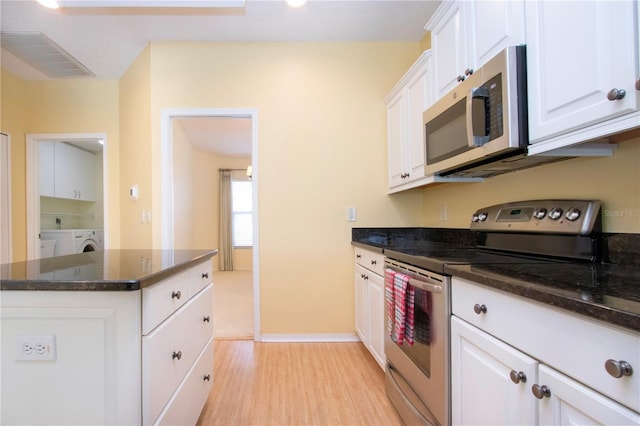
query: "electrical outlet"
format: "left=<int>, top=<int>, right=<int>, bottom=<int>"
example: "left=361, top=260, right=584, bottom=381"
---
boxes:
left=347, top=207, right=357, bottom=222
left=440, top=205, right=448, bottom=221
left=16, top=335, right=56, bottom=361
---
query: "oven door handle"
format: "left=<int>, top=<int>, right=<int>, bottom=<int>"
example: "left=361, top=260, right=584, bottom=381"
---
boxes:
left=408, top=278, right=442, bottom=294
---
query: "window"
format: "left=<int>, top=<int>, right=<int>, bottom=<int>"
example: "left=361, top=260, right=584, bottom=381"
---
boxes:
left=231, top=179, right=253, bottom=247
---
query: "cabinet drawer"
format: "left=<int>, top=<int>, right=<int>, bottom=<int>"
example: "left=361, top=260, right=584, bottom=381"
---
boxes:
left=154, top=337, right=214, bottom=426
left=452, top=277, right=640, bottom=412
left=142, top=268, right=190, bottom=335
left=142, top=284, right=213, bottom=424
left=190, top=260, right=213, bottom=295
left=354, top=247, right=384, bottom=276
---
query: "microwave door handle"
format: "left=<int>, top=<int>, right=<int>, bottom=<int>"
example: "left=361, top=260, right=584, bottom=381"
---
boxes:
left=467, top=86, right=491, bottom=147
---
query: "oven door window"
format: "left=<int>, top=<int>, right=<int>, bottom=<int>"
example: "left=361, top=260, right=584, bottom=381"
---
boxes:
left=393, top=283, right=432, bottom=378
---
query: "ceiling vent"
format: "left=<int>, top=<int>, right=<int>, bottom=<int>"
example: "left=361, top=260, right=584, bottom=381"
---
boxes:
left=0, top=32, right=94, bottom=78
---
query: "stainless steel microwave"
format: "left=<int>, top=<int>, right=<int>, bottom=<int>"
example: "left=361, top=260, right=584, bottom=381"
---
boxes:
left=424, top=45, right=529, bottom=178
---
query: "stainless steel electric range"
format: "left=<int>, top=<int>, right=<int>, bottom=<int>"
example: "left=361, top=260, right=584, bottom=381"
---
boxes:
left=383, top=200, right=604, bottom=426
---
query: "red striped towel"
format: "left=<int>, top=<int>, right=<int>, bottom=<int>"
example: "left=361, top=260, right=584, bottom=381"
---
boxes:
left=384, top=269, right=396, bottom=336
left=393, top=272, right=411, bottom=345
left=405, top=281, right=416, bottom=346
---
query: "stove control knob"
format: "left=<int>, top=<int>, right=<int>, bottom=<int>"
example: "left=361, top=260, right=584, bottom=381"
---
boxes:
left=565, top=207, right=581, bottom=222
left=478, top=212, right=488, bottom=222
left=471, top=214, right=480, bottom=223
left=548, top=208, right=563, bottom=220
left=533, top=208, right=547, bottom=220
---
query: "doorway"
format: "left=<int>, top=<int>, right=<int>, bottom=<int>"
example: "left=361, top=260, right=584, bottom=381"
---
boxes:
left=26, top=133, right=108, bottom=260
left=160, top=108, right=260, bottom=341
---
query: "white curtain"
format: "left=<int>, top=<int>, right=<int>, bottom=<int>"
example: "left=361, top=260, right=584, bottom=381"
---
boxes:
left=219, top=170, right=234, bottom=271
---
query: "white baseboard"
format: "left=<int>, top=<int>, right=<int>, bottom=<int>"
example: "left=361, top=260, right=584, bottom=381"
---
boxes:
left=260, top=333, right=361, bottom=343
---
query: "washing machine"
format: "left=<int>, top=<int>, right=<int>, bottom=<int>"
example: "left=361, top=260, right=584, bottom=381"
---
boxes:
left=40, top=229, right=103, bottom=256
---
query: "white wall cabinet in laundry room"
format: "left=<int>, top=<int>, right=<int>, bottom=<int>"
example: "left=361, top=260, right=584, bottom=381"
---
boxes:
left=354, top=246, right=385, bottom=370
left=525, top=0, right=640, bottom=154
left=39, top=141, right=96, bottom=201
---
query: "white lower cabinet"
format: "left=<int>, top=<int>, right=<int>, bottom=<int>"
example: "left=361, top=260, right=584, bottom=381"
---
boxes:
left=451, top=317, right=537, bottom=425
left=354, top=247, right=385, bottom=369
left=0, top=259, right=214, bottom=426
left=451, top=277, right=640, bottom=425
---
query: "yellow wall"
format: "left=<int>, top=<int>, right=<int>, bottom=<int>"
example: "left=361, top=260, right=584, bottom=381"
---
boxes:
left=1, top=70, right=28, bottom=260
left=144, top=42, right=424, bottom=334
left=420, top=137, right=640, bottom=233
left=1, top=69, right=120, bottom=261
left=119, top=46, right=153, bottom=248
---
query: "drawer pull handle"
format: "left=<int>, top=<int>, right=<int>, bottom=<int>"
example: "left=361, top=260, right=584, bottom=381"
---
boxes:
left=473, top=304, right=487, bottom=315
left=171, top=290, right=182, bottom=300
left=203, top=316, right=211, bottom=323
left=509, top=370, right=527, bottom=384
left=203, top=374, right=211, bottom=381
left=172, top=351, right=182, bottom=361
left=605, top=359, right=633, bottom=378
left=531, top=384, right=551, bottom=399
left=202, top=272, right=209, bottom=279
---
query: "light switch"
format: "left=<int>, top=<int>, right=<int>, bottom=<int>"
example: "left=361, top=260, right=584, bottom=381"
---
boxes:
left=347, top=207, right=357, bottom=222
left=130, top=184, right=138, bottom=200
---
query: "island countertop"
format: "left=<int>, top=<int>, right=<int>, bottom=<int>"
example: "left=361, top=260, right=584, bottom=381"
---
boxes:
left=0, top=249, right=218, bottom=291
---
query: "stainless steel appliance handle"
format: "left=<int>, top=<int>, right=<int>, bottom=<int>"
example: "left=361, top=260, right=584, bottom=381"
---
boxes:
left=384, top=260, right=444, bottom=294
left=467, top=86, right=491, bottom=147
left=407, top=278, right=442, bottom=294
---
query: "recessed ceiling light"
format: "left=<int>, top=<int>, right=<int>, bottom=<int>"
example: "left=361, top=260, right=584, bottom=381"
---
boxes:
left=286, top=0, right=307, bottom=8
left=37, top=0, right=60, bottom=8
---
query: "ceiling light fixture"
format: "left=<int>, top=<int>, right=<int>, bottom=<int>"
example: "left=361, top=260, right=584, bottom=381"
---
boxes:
left=37, top=0, right=60, bottom=9
left=286, top=0, right=307, bottom=8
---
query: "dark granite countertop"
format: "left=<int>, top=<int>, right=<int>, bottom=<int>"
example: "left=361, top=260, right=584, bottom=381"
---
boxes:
left=0, top=249, right=218, bottom=291
left=444, top=262, right=640, bottom=333
left=352, top=227, right=640, bottom=333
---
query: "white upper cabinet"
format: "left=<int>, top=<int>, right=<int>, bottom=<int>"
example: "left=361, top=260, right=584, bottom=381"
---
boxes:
left=386, top=51, right=432, bottom=190
left=526, top=0, right=640, bottom=151
left=54, top=142, right=97, bottom=202
left=40, top=142, right=97, bottom=202
left=38, top=142, right=55, bottom=198
left=426, top=0, right=525, bottom=100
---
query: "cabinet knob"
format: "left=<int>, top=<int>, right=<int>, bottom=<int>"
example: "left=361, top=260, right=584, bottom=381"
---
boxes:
left=464, top=68, right=474, bottom=76
left=531, top=384, right=551, bottom=399
left=605, top=359, right=633, bottom=378
left=172, top=350, right=182, bottom=360
left=457, top=75, right=466, bottom=82
left=473, top=303, right=487, bottom=315
left=607, top=88, right=626, bottom=101
left=364, top=274, right=369, bottom=280
left=203, top=374, right=211, bottom=381
left=510, top=370, right=527, bottom=384
left=171, top=290, right=182, bottom=300
left=356, top=254, right=361, bottom=259
left=203, top=316, right=211, bottom=323
left=371, top=260, right=377, bottom=265
left=635, top=79, right=640, bottom=91
left=202, top=272, right=209, bottom=279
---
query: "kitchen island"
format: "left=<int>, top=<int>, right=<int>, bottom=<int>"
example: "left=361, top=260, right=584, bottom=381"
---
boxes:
left=0, top=249, right=217, bottom=426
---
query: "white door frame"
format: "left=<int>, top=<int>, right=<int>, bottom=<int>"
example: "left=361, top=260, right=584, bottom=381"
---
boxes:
left=160, top=108, right=261, bottom=341
left=26, top=133, right=109, bottom=260
left=1, top=132, right=12, bottom=264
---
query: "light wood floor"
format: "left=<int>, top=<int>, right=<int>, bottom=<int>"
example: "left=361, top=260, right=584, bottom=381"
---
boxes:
left=197, top=340, right=402, bottom=426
